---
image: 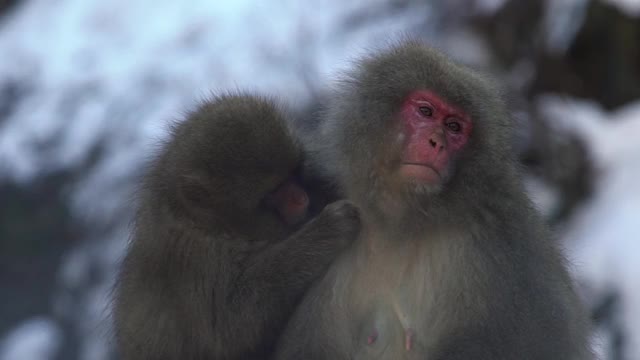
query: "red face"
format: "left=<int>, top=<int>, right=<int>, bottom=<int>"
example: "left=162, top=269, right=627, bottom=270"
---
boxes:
left=398, top=90, right=472, bottom=186
left=265, top=179, right=310, bottom=225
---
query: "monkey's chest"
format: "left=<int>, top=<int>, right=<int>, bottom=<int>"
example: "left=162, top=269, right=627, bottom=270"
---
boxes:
left=345, top=241, right=453, bottom=359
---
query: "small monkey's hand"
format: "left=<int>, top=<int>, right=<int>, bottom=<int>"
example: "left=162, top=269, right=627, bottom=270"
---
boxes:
left=313, top=200, right=361, bottom=249
left=272, top=200, right=360, bottom=286
left=242, top=200, right=360, bottom=297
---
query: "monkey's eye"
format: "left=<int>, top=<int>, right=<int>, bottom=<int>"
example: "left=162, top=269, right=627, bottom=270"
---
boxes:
left=418, top=106, right=433, bottom=117
left=445, top=119, right=462, bottom=133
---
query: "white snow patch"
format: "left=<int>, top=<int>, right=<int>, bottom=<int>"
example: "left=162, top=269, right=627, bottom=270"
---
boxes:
left=603, top=0, right=640, bottom=16
left=473, top=0, right=508, bottom=14
left=0, top=0, right=428, bottom=185
left=538, top=95, right=640, bottom=360
left=0, top=317, right=62, bottom=360
left=543, top=0, right=589, bottom=53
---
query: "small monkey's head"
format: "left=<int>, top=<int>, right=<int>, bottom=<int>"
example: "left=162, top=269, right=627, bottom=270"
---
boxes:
left=151, top=94, right=307, bottom=233
left=320, top=41, right=516, bottom=221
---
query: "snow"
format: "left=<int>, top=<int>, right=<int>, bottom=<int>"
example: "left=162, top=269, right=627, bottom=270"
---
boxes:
left=543, top=0, right=589, bottom=53
left=0, top=0, right=637, bottom=358
left=0, top=318, right=62, bottom=360
left=539, top=95, right=640, bottom=359
left=0, top=0, right=433, bottom=359
left=0, top=0, right=427, bottom=184
left=604, top=0, right=640, bottom=16
left=473, top=0, right=509, bottom=14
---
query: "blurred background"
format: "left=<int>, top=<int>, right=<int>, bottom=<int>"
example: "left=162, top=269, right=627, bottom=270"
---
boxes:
left=0, top=0, right=638, bottom=359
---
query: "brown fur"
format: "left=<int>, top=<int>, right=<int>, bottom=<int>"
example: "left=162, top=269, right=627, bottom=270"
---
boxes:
left=112, top=94, right=360, bottom=360
left=274, top=41, right=593, bottom=360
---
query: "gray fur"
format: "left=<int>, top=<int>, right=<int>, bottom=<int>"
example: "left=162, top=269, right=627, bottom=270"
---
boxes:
left=274, top=41, right=593, bottom=360
left=112, top=94, right=360, bottom=360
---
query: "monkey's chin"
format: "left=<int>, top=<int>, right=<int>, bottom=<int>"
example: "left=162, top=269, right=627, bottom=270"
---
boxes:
left=400, top=164, right=442, bottom=186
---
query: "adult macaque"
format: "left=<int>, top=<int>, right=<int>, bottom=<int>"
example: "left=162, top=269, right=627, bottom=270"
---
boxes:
left=274, top=42, right=593, bottom=359
left=112, top=94, right=360, bottom=360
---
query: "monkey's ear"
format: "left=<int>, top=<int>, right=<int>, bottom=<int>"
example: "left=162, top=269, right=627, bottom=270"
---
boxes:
left=177, top=173, right=214, bottom=211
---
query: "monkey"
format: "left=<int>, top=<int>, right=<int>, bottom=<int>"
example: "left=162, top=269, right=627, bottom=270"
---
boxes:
left=112, top=94, right=361, bottom=360
left=273, top=41, right=593, bottom=360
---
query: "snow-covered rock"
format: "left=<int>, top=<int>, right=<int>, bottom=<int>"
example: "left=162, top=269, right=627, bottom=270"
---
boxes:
left=0, top=318, right=62, bottom=360
left=540, top=95, right=640, bottom=360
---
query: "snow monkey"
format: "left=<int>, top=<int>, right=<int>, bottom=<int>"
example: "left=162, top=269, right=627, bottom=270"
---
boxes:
left=113, top=94, right=361, bottom=360
left=274, top=41, right=593, bottom=360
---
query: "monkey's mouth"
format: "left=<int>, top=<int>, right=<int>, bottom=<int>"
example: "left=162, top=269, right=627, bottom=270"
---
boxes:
left=400, top=162, right=441, bottom=183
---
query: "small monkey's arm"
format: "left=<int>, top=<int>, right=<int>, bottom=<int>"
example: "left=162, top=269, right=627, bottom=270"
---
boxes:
left=223, top=200, right=360, bottom=357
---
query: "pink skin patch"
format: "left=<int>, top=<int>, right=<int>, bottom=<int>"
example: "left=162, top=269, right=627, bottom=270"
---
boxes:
left=364, top=327, right=414, bottom=350
left=367, top=329, right=378, bottom=345
left=268, top=180, right=309, bottom=225
left=398, top=90, right=472, bottom=185
left=405, top=328, right=414, bottom=351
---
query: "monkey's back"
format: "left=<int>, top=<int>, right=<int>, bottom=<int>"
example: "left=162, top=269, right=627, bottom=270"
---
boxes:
left=113, top=94, right=308, bottom=359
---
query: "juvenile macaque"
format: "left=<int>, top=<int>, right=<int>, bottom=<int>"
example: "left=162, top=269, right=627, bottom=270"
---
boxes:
left=274, top=42, right=593, bottom=359
left=112, top=94, right=360, bottom=360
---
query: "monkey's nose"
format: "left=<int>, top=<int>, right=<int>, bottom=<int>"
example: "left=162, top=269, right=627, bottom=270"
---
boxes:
left=428, top=134, right=445, bottom=153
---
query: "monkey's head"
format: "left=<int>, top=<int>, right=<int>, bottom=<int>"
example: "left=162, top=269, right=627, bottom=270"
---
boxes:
left=150, top=94, right=306, bottom=235
left=319, top=41, right=517, bottom=224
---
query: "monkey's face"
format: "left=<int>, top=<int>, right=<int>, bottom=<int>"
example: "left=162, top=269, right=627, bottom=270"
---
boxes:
left=263, top=178, right=310, bottom=226
left=395, top=89, right=472, bottom=192
left=325, top=42, right=512, bottom=220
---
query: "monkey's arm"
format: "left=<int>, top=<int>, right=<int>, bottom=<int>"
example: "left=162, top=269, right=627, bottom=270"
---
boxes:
left=432, top=319, right=591, bottom=360
left=431, top=247, right=594, bottom=360
left=222, top=201, right=360, bottom=358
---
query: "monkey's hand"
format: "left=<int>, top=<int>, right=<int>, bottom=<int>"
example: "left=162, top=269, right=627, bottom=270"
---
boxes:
left=271, top=200, right=361, bottom=283
left=238, top=200, right=360, bottom=296
left=311, top=199, right=362, bottom=248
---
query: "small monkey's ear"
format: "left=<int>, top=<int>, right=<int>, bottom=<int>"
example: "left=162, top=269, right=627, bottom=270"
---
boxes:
left=177, top=173, right=213, bottom=211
